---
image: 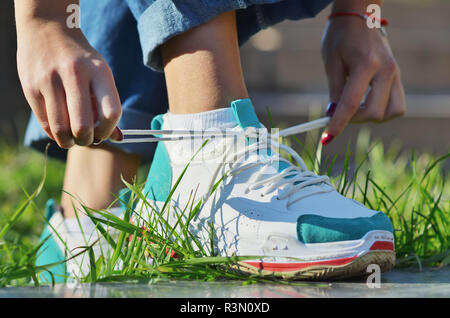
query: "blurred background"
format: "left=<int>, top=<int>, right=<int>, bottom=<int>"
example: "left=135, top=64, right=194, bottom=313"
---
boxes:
left=240, top=0, right=450, bottom=160
left=0, top=0, right=449, bottom=160
left=0, top=1, right=448, bottom=268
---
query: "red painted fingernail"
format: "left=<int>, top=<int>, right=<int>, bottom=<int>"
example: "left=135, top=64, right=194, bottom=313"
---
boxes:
left=326, top=102, right=337, bottom=117
left=321, top=133, right=335, bottom=146
left=110, top=126, right=123, bottom=142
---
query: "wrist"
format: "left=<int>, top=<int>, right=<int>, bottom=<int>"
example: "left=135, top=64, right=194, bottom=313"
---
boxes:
left=15, top=19, right=85, bottom=47
left=332, top=0, right=382, bottom=13
left=328, top=1, right=388, bottom=36
left=14, top=0, right=79, bottom=33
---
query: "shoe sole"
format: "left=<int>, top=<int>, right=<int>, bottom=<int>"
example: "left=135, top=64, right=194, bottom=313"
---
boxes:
left=230, top=240, right=395, bottom=281
left=141, top=200, right=396, bottom=280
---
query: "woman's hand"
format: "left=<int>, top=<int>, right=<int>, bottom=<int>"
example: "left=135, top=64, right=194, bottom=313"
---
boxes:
left=15, top=4, right=122, bottom=148
left=320, top=12, right=406, bottom=144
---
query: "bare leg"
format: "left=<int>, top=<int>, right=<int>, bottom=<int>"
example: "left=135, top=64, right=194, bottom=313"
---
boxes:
left=61, top=11, right=245, bottom=217
left=60, top=145, right=140, bottom=218
left=161, top=11, right=248, bottom=114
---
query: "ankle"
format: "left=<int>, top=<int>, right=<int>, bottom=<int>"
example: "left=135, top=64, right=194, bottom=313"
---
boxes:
left=161, top=11, right=248, bottom=114
left=166, top=106, right=238, bottom=130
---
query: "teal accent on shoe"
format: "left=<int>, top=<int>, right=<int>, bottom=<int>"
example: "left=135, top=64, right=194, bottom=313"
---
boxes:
left=35, top=200, right=67, bottom=283
left=231, top=99, right=262, bottom=129
left=143, top=114, right=172, bottom=202
left=118, top=188, right=137, bottom=211
left=119, top=188, right=131, bottom=210
left=45, top=199, right=56, bottom=220
left=297, top=212, right=394, bottom=244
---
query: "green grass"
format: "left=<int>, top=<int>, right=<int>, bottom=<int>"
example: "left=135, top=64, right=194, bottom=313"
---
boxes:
left=0, top=129, right=448, bottom=286
left=312, top=129, right=449, bottom=268
left=0, top=143, right=65, bottom=239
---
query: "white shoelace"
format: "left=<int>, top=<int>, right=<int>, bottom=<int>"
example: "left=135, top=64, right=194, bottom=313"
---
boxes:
left=113, top=117, right=332, bottom=205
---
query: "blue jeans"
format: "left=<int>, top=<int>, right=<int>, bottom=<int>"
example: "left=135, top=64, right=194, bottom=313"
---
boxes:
left=24, top=0, right=333, bottom=162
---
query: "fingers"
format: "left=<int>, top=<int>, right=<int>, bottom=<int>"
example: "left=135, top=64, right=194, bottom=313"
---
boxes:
left=351, top=63, right=395, bottom=123
left=49, top=60, right=122, bottom=148
left=91, top=64, right=122, bottom=142
left=41, top=73, right=74, bottom=148
left=383, top=72, right=406, bottom=121
left=63, top=70, right=95, bottom=146
left=323, top=66, right=374, bottom=144
left=323, top=58, right=405, bottom=146
left=23, top=88, right=54, bottom=140
left=326, top=57, right=346, bottom=105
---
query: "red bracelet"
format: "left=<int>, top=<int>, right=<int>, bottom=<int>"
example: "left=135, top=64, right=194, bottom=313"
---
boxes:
left=328, top=12, right=389, bottom=26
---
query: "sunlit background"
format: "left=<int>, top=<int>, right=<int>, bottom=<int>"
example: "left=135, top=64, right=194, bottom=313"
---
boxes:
left=1, top=0, right=449, bottom=159
left=0, top=1, right=448, bottom=285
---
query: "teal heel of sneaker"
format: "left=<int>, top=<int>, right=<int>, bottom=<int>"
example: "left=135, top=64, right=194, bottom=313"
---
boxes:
left=35, top=199, right=67, bottom=284
left=143, top=114, right=172, bottom=202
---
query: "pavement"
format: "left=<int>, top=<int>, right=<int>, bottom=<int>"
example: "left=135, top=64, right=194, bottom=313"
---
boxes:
left=1, top=267, right=448, bottom=298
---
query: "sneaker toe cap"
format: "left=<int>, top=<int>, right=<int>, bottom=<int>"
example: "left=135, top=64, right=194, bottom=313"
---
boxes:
left=297, top=212, right=394, bottom=244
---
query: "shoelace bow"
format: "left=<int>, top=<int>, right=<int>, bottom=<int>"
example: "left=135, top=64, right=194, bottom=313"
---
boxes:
left=113, top=117, right=332, bottom=205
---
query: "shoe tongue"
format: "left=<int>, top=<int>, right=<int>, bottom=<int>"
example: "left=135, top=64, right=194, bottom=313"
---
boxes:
left=230, top=99, right=262, bottom=129
left=230, top=99, right=290, bottom=173
left=230, top=99, right=325, bottom=196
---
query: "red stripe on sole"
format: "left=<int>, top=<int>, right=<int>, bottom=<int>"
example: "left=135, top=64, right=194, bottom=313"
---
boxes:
left=243, top=255, right=357, bottom=273
left=370, top=241, right=394, bottom=251
left=243, top=241, right=394, bottom=273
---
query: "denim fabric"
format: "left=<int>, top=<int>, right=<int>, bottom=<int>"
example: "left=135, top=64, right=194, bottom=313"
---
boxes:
left=24, top=0, right=333, bottom=162
left=128, top=0, right=333, bottom=71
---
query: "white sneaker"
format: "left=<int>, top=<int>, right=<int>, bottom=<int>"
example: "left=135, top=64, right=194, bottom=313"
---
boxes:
left=35, top=200, right=122, bottom=283
left=134, top=99, right=395, bottom=280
